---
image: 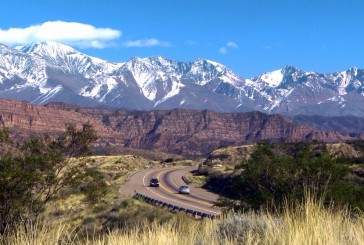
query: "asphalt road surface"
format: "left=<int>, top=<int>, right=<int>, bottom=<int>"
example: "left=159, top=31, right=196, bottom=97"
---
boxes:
left=119, top=166, right=221, bottom=216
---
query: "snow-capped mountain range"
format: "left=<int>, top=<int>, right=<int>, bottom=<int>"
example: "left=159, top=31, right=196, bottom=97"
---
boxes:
left=1, top=41, right=364, bottom=117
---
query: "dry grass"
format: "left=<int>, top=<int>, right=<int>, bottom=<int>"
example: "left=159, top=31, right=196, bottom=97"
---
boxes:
left=40, top=154, right=200, bottom=234
left=41, top=155, right=166, bottom=231
left=0, top=221, right=73, bottom=245
left=279, top=195, right=364, bottom=245
left=326, top=143, right=362, bottom=158
left=2, top=194, right=363, bottom=245
left=189, top=175, right=208, bottom=187
left=203, top=145, right=255, bottom=168
left=218, top=194, right=364, bottom=245
left=93, top=146, right=182, bottom=162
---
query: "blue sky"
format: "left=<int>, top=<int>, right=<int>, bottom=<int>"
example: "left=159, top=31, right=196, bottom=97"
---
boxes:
left=1, top=0, right=363, bottom=77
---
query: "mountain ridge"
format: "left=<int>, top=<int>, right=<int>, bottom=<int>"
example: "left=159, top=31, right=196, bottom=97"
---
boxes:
left=1, top=41, right=364, bottom=116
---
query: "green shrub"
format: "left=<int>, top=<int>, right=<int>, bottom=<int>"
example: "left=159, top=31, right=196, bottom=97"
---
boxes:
left=0, top=123, right=105, bottom=234
left=212, top=142, right=364, bottom=211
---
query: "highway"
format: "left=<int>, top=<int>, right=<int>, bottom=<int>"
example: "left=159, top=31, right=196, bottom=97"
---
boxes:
left=119, top=166, right=221, bottom=216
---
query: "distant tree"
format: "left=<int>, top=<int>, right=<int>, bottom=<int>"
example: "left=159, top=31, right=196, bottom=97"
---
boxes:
left=0, top=123, right=107, bottom=234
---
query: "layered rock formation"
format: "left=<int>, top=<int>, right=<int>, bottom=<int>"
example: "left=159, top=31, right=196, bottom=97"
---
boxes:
left=0, top=99, right=352, bottom=156
left=0, top=99, right=121, bottom=145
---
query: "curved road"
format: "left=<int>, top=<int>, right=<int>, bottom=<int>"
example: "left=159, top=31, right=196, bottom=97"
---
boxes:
left=119, top=167, right=221, bottom=216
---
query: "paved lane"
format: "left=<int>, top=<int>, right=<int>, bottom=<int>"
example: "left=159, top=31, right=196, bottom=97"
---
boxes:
left=119, top=166, right=221, bottom=216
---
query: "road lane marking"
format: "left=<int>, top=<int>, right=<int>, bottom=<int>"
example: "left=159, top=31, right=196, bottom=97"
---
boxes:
left=141, top=168, right=220, bottom=215
left=169, top=168, right=192, bottom=188
left=142, top=168, right=167, bottom=186
left=157, top=169, right=215, bottom=207
left=142, top=169, right=158, bottom=187
left=144, top=183, right=220, bottom=215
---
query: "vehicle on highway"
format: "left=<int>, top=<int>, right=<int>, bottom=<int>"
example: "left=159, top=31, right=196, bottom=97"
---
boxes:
left=149, top=178, right=159, bottom=187
left=178, top=185, right=190, bottom=194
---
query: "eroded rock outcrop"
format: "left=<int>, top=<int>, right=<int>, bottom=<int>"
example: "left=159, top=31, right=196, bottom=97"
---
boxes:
left=0, top=99, right=353, bottom=156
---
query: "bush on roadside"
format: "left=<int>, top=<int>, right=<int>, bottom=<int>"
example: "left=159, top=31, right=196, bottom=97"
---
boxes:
left=0, top=123, right=107, bottom=234
left=211, top=142, right=364, bottom=211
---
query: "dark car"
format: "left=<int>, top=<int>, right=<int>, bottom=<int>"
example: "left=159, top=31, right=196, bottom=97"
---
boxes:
left=149, top=178, right=159, bottom=187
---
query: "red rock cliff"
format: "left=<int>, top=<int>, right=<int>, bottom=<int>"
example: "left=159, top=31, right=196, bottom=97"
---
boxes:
left=0, top=99, right=352, bottom=156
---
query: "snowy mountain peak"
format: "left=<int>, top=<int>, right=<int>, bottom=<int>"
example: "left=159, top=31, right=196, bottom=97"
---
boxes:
left=281, top=66, right=309, bottom=78
left=146, top=56, right=176, bottom=67
left=346, top=67, right=358, bottom=77
left=257, top=69, right=284, bottom=87
left=1, top=41, right=364, bottom=117
left=205, top=59, right=219, bottom=65
left=128, top=56, right=175, bottom=68
left=0, top=43, right=27, bottom=56
left=192, top=58, right=224, bottom=68
left=0, top=43, right=9, bottom=50
left=194, top=59, right=229, bottom=72
left=282, top=65, right=301, bottom=72
left=251, top=66, right=311, bottom=89
left=130, top=56, right=144, bottom=62
left=14, top=41, right=123, bottom=77
left=18, top=41, right=78, bottom=57
left=146, top=56, right=168, bottom=62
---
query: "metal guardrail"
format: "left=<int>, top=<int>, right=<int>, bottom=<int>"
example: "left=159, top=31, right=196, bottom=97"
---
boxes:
left=134, top=192, right=219, bottom=220
left=124, top=170, right=141, bottom=183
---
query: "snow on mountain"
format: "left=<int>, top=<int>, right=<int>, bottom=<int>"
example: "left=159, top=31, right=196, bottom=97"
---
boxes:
left=0, top=44, right=48, bottom=93
left=1, top=41, right=364, bottom=116
left=187, top=58, right=242, bottom=86
left=119, top=56, right=183, bottom=101
left=19, top=41, right=123, bottom=75
left=258, top=69, right=284, bottom=87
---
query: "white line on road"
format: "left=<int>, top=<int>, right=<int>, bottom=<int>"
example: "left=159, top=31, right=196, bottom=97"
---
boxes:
left=141, top=169, right=220, bottom=215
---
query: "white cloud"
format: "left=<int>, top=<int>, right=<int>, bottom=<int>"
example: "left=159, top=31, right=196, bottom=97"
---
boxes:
left=218, top=47, right=228, bottom=54
left=0, top=21, right=121, bottom=48
left=227, top=41, right=238, bottom=48
left=123, top=38, right=172, bottom=48
left=219, top=41, right=238, bottom=54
